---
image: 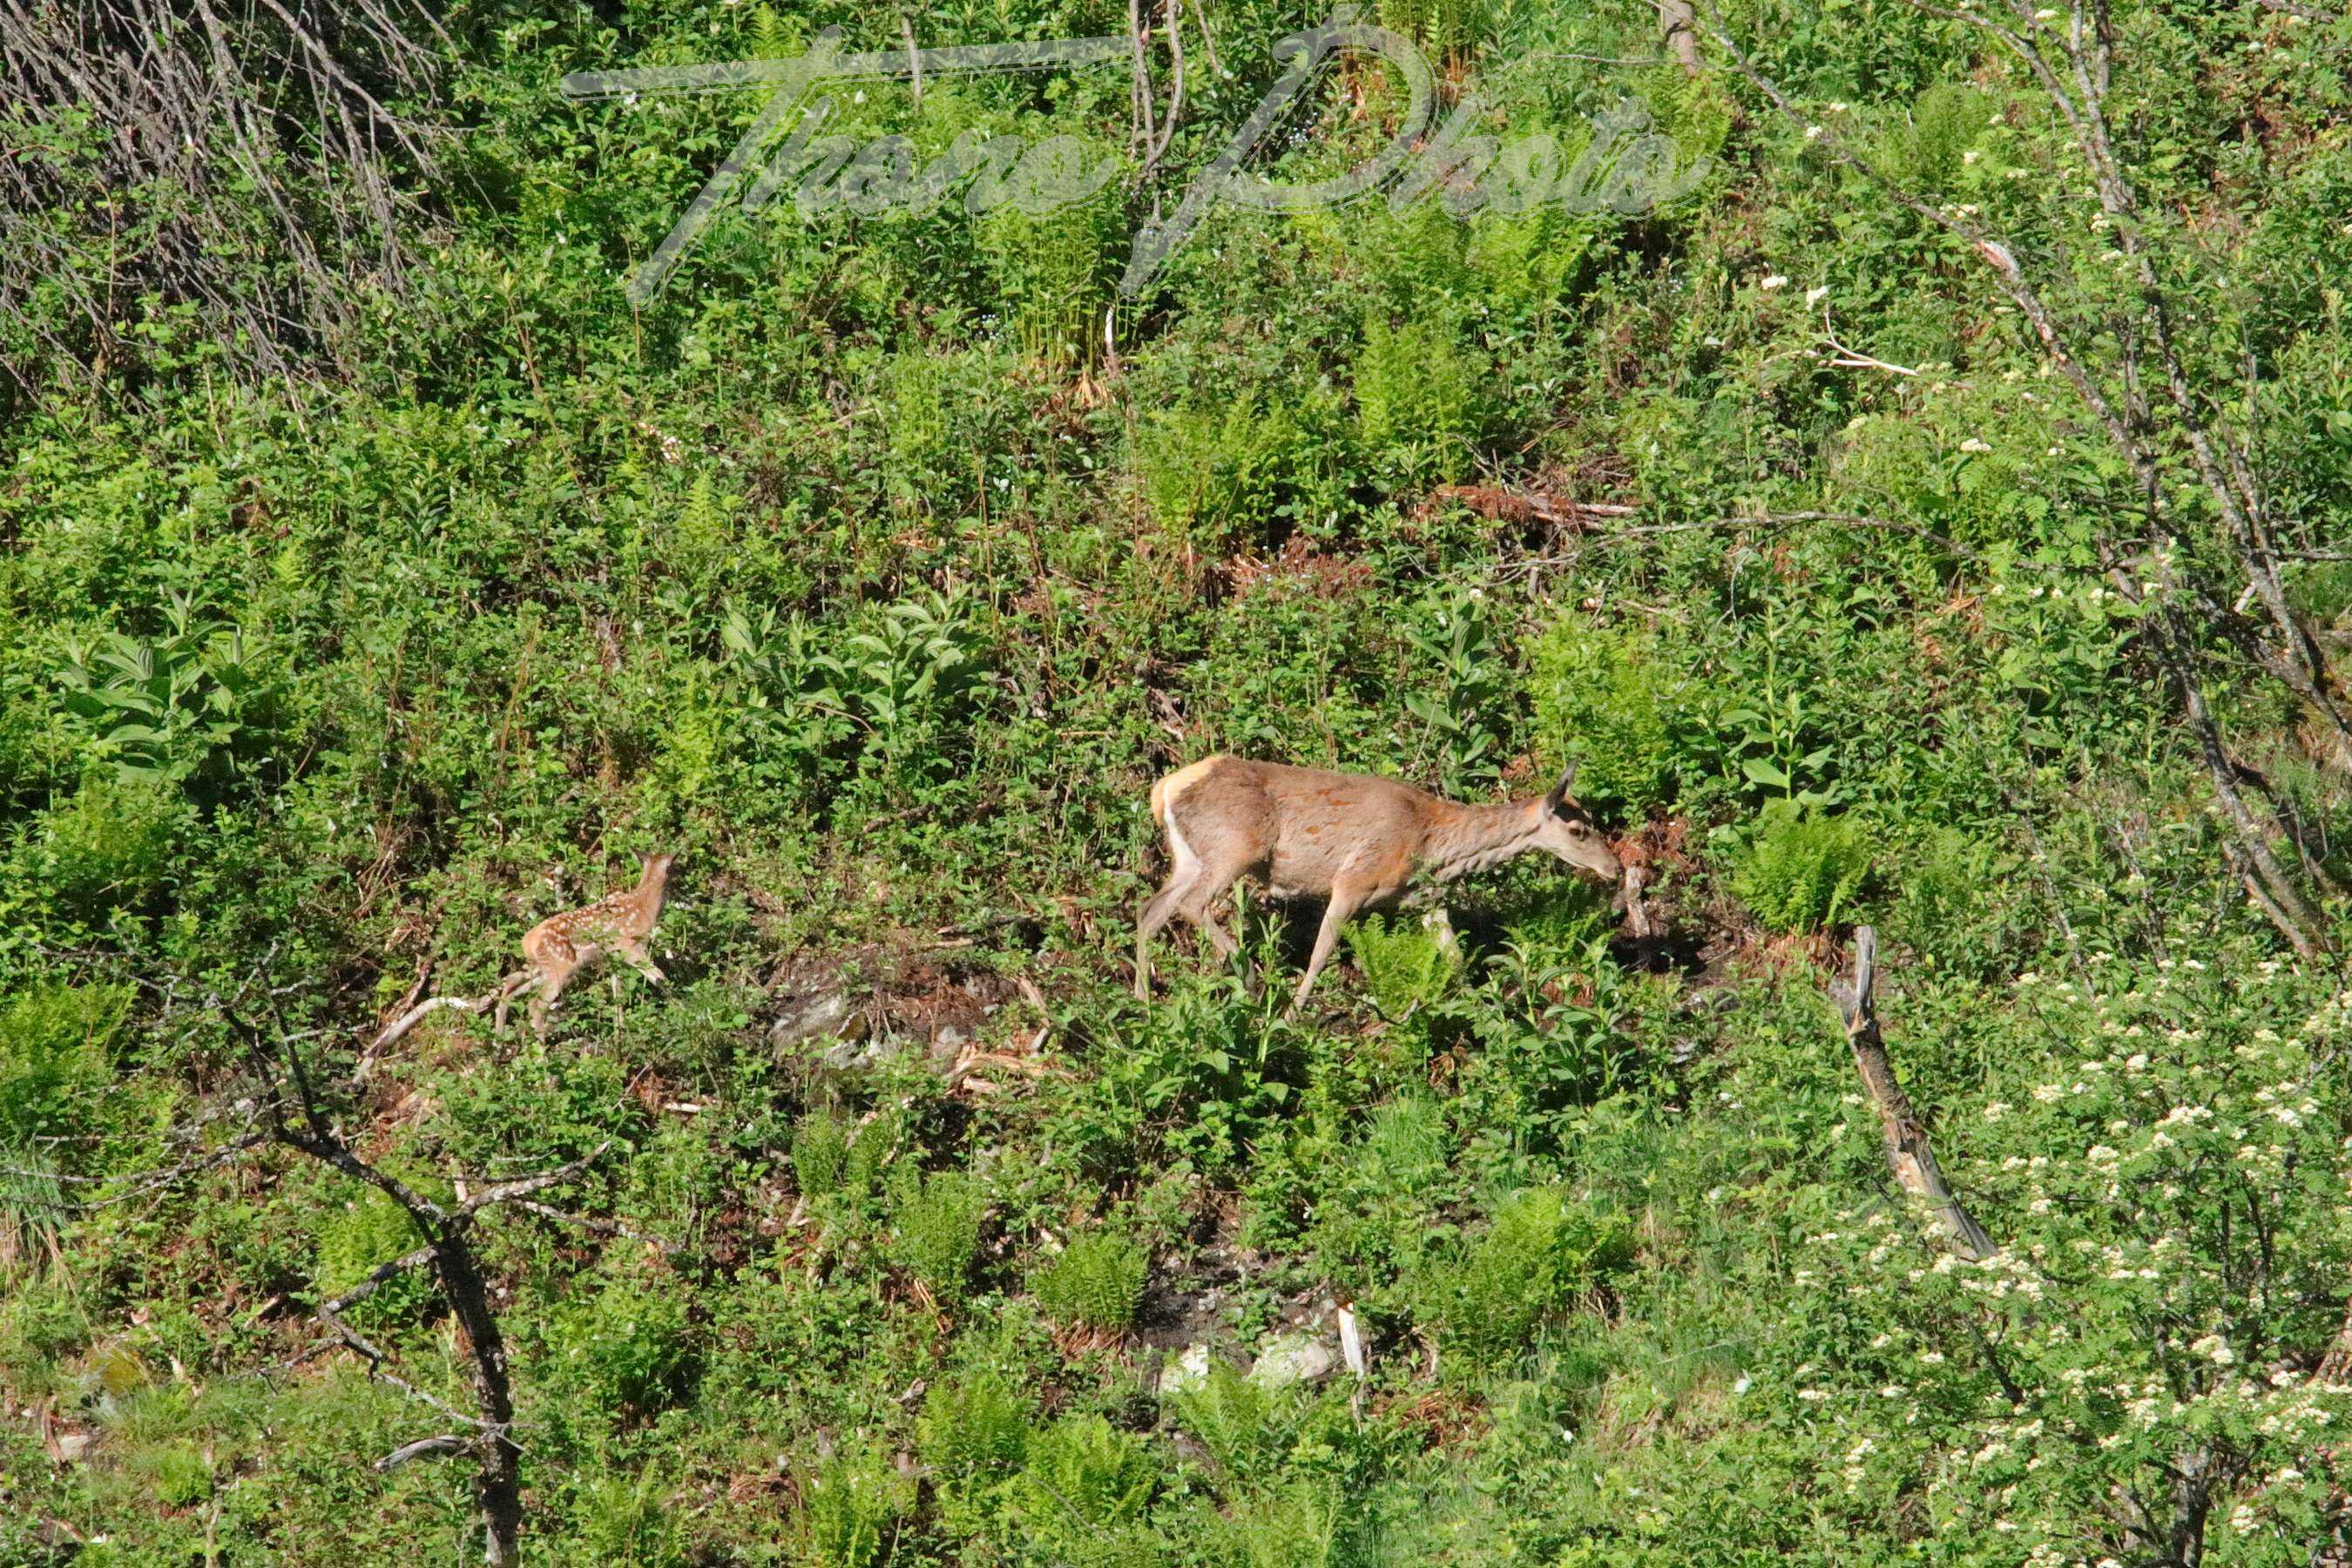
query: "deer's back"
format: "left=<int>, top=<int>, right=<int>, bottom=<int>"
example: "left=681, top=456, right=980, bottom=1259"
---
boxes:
left=1161, top=757, right=1436, bottom=895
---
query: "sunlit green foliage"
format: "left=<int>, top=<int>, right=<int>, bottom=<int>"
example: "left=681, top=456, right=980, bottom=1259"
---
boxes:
left=1033, top=1232, right=1148, bottom=1331
left=4, top=0, right=2350, bottom=1561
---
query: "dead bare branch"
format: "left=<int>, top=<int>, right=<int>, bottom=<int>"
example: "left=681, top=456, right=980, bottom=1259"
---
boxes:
left=1831, top=928, right=1998, bottom=1260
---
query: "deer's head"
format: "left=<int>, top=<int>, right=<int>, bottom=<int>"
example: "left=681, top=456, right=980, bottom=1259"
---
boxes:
left=1531, top=766, right=1621, bottom=882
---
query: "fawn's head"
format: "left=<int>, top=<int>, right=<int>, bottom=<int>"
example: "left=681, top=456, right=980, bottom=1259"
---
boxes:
left=639, top=852, right=678, bottom=892
left=1530, top=767, right=1621, bottom=882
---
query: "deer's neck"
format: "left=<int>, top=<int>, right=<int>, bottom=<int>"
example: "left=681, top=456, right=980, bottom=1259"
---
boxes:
left=632, top=867, right=671, bottom=923
left=1420, top=798, right=1544, bottom=883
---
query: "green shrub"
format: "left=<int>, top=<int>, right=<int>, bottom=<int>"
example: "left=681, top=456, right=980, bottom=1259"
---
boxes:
left=1888, top=822, right=2011, bottom=970
left=792, top=1106, right=850, bottom=1199
left=981, top=182, right=1121, bottom=369
left=1730, top=804, right=1874, bottom=934
left=1204, top=1480, right=1341, bottom=1568
left=1355, top=313, right=1481, bottom=479
left=1032, top=1233, right=1146, bottom=1332
left=0, top=981, right=124, bottom=1146
left=140, top=1441, right=213, bottom=1507
left=1890, top=83, right=1992, bottom=189
left=1496, top=877, right=1619, bottom=963
left=571, top=1465, right=687, bottom=1567
left=840, top=1104, right=904, bottom=1200
left=1011, top=1414, right=1158, bottom=1551
left=802, top=1445, right=915, bottom=1568
left=51, top=598, right=270, bottom=783
left=17, top=774, right=185, bottom=917
left=1417, top=1186, right=1632, bottom=1361
left=544, top=1265, right=692, bottom=1416
left=1136, top=395, right=1304, bottom=538
left=889, top=1167, right=989, bottom=1303
left=917, top=1371, right=1028, bottom=1490
left=1347, top=915, right=1460, bottom=1019
left=1168, top=1362, right=1295, bottom=1477
left=1529, top=619, right=1676, bottom=817
left=1375, top=0, right=1499, bottom=67
left=312, top=1187, right=426, bottom=1305
left=0, top=1273, right=89, bottom=1369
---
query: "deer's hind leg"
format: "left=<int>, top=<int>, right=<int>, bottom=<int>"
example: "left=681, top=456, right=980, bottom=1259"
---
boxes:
left=1174, top=848, right=1250, bottom=962
left=1137, top=813, right=1254, bottom=999
left=520, top=932, right=582, bottom=1037
left=1136, top=825, right=1209, bottom=1000
left=1135, top=878, right=1190, bottom=1000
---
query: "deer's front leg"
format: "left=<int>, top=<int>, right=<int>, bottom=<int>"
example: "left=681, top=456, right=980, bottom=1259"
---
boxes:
left=1420, top=906, right=1461, bottom=960
left=523, top=934, right=582, bottom=1037
left=613, top=936, right=666, bottom=984
left=529, top=971, right=566, bottom=1037
left=1288, top=882, right=1369, bottom=1018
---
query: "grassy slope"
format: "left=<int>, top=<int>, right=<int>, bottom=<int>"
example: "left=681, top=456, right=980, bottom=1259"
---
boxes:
left=3, top=0, right=2349, bottom=1562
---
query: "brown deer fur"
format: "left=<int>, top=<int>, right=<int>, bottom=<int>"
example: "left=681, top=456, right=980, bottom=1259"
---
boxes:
left=493, top=854, right=676, bottom=1035
left=1134, top=757, right=1620, bottom=1012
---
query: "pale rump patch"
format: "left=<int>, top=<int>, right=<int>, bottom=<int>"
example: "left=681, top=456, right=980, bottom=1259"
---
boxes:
left=1152, top=755, right=1224, bottom=828
left=1164, top=807, right=1200, bottom=882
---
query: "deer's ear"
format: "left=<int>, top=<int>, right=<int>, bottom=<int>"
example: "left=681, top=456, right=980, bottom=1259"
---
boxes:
left=1544, top=763, right=1579, bottom=816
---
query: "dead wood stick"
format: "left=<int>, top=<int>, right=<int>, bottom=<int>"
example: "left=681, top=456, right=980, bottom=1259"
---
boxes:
left=1656, top=0, right=1704, bottom=76
left=376, top=1433, right=471, bottom=1471
left=1832, top=927, right=1997, bottom=1260
left=367, top=989, right=494, bottom=1051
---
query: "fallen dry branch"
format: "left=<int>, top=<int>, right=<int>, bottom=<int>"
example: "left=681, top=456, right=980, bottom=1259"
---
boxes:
left=1656, top=0, right=1705, bottom=76
left=363, top=969, right=535, bottom=1065
left=375, top=1434, right=471, bottom=1473
left=368, top=991, right=496, bottom=1051
left=1830, top=927, right=1997, bottom=1260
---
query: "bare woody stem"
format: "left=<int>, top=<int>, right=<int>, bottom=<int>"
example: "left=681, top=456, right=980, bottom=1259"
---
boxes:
left=222, top=1003, right=614, bottom=1565
left=1832, top=928, right=1997, bottom=1261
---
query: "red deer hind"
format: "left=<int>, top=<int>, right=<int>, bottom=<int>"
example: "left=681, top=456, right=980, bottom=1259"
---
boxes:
left=1134, top=757, right=1621, bottom=1013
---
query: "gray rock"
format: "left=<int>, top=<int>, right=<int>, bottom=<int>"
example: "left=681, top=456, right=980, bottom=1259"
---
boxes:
left=770, top=992, right=862, bottom=1051
left=1247, top=1331, right=1335, bottom=1389
left=818, top=1032, right=909, bottom=1073
left=1158, top=1342, right=1213, bottom=1396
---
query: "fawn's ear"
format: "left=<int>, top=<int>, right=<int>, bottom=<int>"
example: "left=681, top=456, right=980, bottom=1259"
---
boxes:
left=1543, top=763, right=1580, bottom=818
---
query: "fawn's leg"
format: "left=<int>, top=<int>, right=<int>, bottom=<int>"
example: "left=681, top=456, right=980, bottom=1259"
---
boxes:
left=612, top=936, right=666, bottom=983
left=491, top=970, right=532, bottom=1032
left=527, top=947, right=580, bottom=1037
